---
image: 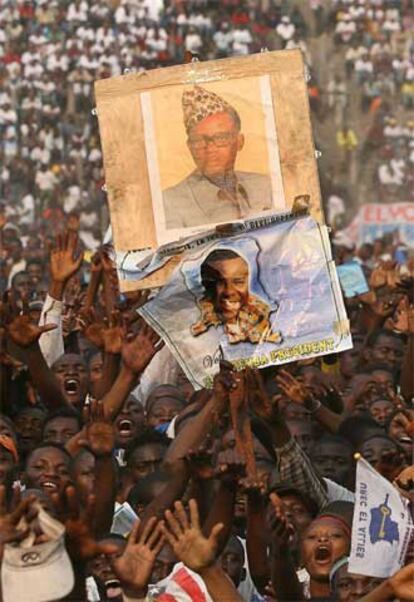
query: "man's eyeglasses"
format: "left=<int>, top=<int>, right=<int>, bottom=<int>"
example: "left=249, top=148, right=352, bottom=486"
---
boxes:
left=188, top=132, right=236, bottom=150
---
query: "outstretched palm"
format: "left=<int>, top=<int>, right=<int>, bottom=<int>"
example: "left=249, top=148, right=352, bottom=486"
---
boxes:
left=112, top=517, right=163, bottom=593
left=7, top=315, right=56, bottom=348
left=161, top=499, right=223, bottom=573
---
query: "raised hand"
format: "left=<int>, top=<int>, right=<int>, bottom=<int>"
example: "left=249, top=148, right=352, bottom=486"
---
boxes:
left=161, top=499, right=223, bottom=573
left=0, top=486, right=37, bottom=560
left=112, top=517, right=164, bottom=597
left=101, top=310, right=125, bottom=355
left=79, top=399, right=115, bottom=457
left=388, top=564, right=414, bottom=600
left=50, top=231, right=84, bottom=284
left=121, top=321, right=164, bottom=375
left=276, top=369, right=313, bottom=406
left=385, top=296, right=414, bottom=334
left=6, top=314, right=56, bottom=348
left=267, top=492, right=295, bottom=549
left=52, top=486, right=118, bottom=561
left=78, top=307, right=104, bottom=349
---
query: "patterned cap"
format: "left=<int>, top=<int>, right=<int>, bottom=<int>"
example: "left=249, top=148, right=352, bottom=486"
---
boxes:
left=182, top=85, right=234, bottom=133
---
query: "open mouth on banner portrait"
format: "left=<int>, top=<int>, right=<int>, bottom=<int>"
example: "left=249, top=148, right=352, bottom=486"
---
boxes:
left=140, top=74, right=285, bottom=245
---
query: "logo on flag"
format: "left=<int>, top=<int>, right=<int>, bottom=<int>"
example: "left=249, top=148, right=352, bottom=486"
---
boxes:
left=349, top=457, right=413, bottom=578
left=369, top=494, right=399, bottom=545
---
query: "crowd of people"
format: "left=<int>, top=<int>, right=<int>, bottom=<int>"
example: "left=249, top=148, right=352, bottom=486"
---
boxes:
left=0, top=1, right=413, bottom=601
left=0, top=224, right=413, bottom=602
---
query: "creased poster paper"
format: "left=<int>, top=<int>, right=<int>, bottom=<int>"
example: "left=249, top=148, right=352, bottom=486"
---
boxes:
left=139, top=215, right=352, bottom=388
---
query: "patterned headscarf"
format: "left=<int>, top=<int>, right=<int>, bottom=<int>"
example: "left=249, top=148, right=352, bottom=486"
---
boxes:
left=182, top=85, right=235, bottom=133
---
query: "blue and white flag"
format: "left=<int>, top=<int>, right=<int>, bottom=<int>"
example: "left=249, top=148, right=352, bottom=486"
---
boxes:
left=349, top=457, right=414, bottom=578
left=139, top=213, right=352, bottom=388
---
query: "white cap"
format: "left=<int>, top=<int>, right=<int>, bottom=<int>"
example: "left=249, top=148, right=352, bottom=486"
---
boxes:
left=1, top=507, right=74, bottom=602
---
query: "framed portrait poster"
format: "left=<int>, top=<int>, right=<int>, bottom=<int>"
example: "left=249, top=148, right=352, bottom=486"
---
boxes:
left=95, top=49, right=323, bottom=291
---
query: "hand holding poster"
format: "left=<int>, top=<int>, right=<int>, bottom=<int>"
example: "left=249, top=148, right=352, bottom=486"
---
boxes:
left=349, top=457, right=413, bottom=579
left=139, top=212, right=351, bottom=388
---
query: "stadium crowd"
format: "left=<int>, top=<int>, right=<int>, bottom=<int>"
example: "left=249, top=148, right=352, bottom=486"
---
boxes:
left=0, top=1, right=413, bottom=601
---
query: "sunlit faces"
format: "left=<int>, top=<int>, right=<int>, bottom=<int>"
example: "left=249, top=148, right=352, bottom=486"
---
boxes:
left=14, top=407, right=46, bottom=453
left=367, top=399, right=394, bottom=427
left=358, top=435, right=400, bottom=474
left=128, top=443, right=166, bottom=481
left=366, top=333, right=405, bottom=371
left=52, top=353, right=89, bottom=408
left=301, top=517, right=350, bottom=581
left=43, top=415, right=80, bottom=445
left=187, top=111, right=244, bottom=178
left=333, top=563, right=384, bottom=601
left=24, top=445, right=71, bottom=496
left=146, top=397, right=185, bottom=429
left=114, top=396, right=145, bottom=447
left=87, top=536, right=126, bottom=602
left=310, top=439, right=353, bottom=486
left=388, top=409, right=414, bottom=456
left=220, top=536, right=246, bottom=587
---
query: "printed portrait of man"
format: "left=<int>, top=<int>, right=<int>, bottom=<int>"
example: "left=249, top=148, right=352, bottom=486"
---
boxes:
left=190, top=248, right=282, bottom=345
left=163, top=85, right=274, bottom=230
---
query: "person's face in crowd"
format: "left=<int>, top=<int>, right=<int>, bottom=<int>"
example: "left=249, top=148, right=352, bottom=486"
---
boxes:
left=286, top=419, right=313, bottom=455
left=0, top=448, right=16, bottom=488
left=151, top=544, right=176, bottom=584
left=339, top=347, right=361, bottom=379
left=370, top=369, right=394, bottom=388
left=301, top=517, right=349, bottom=581
left=43, top=416, right=80, bottom=445
left=52, top=353, right=89, bottom=408
left=14, top=408, right=45, bottom=453
left=12, top=272, right=32, bottom=299
left=220, top=537, right=246, bottom=587
left=71, top=450, right=95, bottom=503
left=334, top=564, right=384, bottom=601
left=26, top=262, right=43, bottom=285
left=367, top=334, right=405, bottom=371
left=89, top=353, right=103, bottom=398
left=388, top=409, right=414, bottom=457
left=114, top=396, right=145, bottom=448
left=281, top=493, right=313, bottom=534
left=277, top=492, right=314, bottom=556
left=367, top=399, right=394, bottom=427
left=146, top=397, right=184, bottom=428
left=25, top=446, right=71, bottom=496
left=187, top=111, right=244, bottom=177
left=310, top=441, right=353, bottom=486
left=357, top=244, right=373, bottom=263
left=128, top=443, right=166, bottom=482
left=208, top=257, right=250, bottom=323
left=6, top=238, right=23, bottom=262
left=0, top=417, right=17, bottom=442
left=87, top=537, right=126, bottom=602
left=359, top=436, right=399, bottom=472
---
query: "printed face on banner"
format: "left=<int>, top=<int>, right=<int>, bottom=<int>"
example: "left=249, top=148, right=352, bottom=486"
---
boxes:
left=191, top=249, right=282, bottom=346
left=140, top=75, right=286, bottom=245
left=139, top=217, right=352, bottom=388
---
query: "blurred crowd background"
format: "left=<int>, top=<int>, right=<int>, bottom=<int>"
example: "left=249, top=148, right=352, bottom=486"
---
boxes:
left=0, top=0, right=413, bottom=269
